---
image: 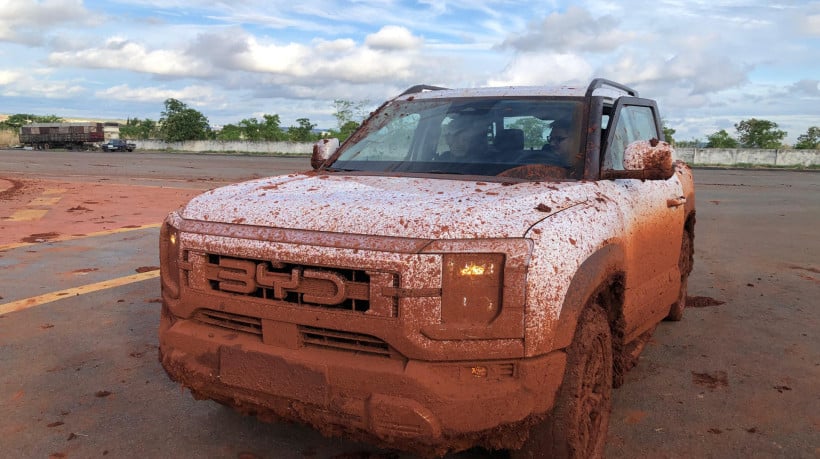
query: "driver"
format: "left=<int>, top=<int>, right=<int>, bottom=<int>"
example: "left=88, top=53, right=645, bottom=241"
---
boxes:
left=541, top=119, right=575, bottom=167
left=437, top=115, right=488, bottom=161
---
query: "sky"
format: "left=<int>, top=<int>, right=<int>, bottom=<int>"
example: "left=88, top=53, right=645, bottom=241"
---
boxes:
left=1, top=0, right=818, bottom=144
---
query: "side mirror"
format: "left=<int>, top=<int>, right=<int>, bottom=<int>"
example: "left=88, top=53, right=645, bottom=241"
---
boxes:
left=605, top=138, right=674, bottom=180
left=311, top=138, right=339, bottom=170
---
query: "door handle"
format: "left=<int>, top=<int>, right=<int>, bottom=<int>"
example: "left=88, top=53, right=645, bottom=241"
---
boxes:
left=666, top=196, right=686, bottom=208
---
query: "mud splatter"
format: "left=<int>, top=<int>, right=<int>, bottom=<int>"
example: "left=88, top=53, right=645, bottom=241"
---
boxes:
left=624, top=410, right=648, bottom=424
left=135, top=266, right=160, bottom=273
left=687, top=296, right=725, bottom=308
left=20, top=232, right=60, bottom=243
left=691, top=371, right=728, bottom=389
left=0, top=178, right=24, bottom=201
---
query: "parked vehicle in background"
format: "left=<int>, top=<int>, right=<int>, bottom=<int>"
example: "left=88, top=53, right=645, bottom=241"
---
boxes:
left=101, top=139, right=136, bottom=152
left=159, top=79, right=696, bottom=458
left=19, top=122, right=104, bottom=150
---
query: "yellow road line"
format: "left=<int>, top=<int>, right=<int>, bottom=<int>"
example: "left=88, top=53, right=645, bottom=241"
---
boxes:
left=0, top=223, right=162, bottom=252
left=0, top=270, right=160, bottom=315
left=29, top=196, right=63, bottom=206
left=8, top=209, right=49, bottom=222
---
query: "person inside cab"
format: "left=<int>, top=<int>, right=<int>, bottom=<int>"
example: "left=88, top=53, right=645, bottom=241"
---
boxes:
left=436, top=115, right=489, bottom=161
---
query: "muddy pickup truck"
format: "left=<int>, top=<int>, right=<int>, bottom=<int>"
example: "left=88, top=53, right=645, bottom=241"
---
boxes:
left=159, top=79, right=695, bottom=457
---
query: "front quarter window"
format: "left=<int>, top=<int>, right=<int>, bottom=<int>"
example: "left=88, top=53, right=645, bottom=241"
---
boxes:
left=337, top=113, right=421, bottom=162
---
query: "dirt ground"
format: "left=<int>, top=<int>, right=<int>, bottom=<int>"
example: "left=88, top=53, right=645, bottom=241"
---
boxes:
left=0, top=176, right=201, bottom=247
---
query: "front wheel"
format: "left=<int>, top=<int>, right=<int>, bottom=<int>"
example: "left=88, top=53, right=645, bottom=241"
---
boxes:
left=511, top=305, right=613, bottom=459
left=666, top=227, right=693, bottom=321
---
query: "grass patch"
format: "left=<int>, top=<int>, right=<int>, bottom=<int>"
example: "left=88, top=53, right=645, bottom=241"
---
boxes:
left=0, top=129, right=18, bottom=147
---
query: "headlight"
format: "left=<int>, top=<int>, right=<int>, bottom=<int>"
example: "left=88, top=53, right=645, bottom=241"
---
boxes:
left=159, top=217, right=181, bottom=299
left=441, top=254, right=504, bottom=325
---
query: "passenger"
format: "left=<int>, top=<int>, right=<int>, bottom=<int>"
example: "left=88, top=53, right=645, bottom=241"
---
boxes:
left=515, top=119, right=575, bottom=168
left=437, top=116, right=488, bottom=161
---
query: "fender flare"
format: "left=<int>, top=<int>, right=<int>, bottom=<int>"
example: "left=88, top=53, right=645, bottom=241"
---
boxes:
left=549, top=244, right=625, bottom=353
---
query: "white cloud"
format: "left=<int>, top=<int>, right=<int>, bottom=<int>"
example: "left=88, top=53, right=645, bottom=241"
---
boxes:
left=95, top=84, right=223, bottom=106
left=365, top=26, right=423, bottom=50
left=0, top=0, right=96, bottom=45
left=487, top=52, right=593, bottom=87
left=800, top=14, right=820, bottom=35
left=0, top=70, right=85, bottom=98
left=48, top=37, right=212, bottom=77
left=500, top=6, right=636, bottom=53
left=0, top=69, right=22, bottom=85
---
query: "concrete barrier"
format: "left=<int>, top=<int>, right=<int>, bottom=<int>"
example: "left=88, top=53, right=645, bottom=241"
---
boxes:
left=128, top=140, right=819, bottom=167
left=675, top=148, right=819, bottom=167
left=134, top=139, right=313, bottom=155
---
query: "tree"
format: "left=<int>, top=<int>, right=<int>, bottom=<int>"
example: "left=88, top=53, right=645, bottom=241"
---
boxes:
left=794, top=126, right=820, bottom=149
left=288, top=118, right=317, bottom=142
left=706, top=129, right=739, bottom=148
left=120, top=118, right=158, bottom=139
left=238, top=118, right=262, bottom=141
left=509, top=118, right=549, bottom=149
left=0, top=113, right=64, bottom=129
left=662, top=123, right=676, bottom=145
left=158, top=98, right=211, bottom=141
left=676, top=138, right=703, bottom=148
left=260, top=114, right=286, bottom=141
left=734, top=118, right=786, bottom=149
left=331, top=99, right=369, bottom=141
left=216, top=124, right=243, bottom=141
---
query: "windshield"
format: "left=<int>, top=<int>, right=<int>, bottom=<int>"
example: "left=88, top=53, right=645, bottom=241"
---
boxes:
left=331, top=97, right=584, bottom=179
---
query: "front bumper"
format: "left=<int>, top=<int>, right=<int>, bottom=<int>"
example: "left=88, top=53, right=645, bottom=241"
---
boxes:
left=159, top=308, right=566, bottom=454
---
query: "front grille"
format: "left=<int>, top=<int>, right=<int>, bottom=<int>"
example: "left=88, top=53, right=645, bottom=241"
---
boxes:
left=194, top=254, right=399, bottom=314
left=300, top=325, right=397, bottom=359
left=191, top=310, right=402, bottom=359
left=195, top=309, right=262, bottom=336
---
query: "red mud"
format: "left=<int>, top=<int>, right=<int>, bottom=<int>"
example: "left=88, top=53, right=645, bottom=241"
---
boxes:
left=691, top=371, right=729, bottom=389
left=0, top=177, right=201, bottom=246
left=135, top=266, right=160, bottom=273
left=20, top=232, right=61, bottom=243
left=687, top=296, right=725, bottom=308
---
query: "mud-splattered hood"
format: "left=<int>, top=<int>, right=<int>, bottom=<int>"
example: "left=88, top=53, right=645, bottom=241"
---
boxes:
left=180, top=173, right=590, bottom=239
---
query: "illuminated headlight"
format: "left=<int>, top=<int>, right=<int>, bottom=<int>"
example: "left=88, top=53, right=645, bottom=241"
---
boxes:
left=441, top=254, right=504, bottom=325
left=159, top=218, right=181, bottom=299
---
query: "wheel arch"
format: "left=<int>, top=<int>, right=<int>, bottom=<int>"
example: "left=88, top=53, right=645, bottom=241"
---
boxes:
left=551, top=244, right=629, bottom=386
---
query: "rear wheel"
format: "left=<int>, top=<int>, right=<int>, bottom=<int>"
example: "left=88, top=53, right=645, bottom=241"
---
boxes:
left=511, top=305, right=613, bottom=459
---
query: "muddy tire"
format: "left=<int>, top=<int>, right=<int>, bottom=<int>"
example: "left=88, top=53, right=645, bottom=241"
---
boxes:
left=511, top=305, right=613, bottom=459
left=666, top=228, right=693, bottom=321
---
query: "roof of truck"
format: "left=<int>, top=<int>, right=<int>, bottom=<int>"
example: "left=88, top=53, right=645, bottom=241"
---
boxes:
left=396, top=79, right=638, bottom=102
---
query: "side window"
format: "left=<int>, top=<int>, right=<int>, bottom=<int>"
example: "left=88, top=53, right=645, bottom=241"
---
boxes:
left=604, top=105, right=658, bottom=170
